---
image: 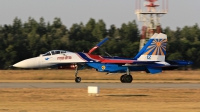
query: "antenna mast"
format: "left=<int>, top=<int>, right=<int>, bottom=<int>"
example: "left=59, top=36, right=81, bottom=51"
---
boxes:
left=135, top=0, right=168, bottom=50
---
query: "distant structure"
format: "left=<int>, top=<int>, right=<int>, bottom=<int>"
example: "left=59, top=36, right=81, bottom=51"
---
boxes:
left=135, top=0, right=168, bottom=50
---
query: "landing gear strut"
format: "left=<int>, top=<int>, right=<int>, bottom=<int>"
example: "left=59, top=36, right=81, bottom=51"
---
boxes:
left=120, top=67, right=133, bottom=83
left=75, top=64, right=81, bottom=83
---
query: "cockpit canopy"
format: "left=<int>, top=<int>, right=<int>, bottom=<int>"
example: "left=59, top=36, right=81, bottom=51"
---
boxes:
left=43, top=50, right=70, bottom=56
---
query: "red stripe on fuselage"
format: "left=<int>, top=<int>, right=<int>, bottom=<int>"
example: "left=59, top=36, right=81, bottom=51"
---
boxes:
left=86, top=53, right=104, bottom=62
left=85, top=53, right=134, bottom=64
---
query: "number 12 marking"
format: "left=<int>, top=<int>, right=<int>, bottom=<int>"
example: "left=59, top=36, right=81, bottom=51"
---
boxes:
left=147, top=55, right=151, bottom=59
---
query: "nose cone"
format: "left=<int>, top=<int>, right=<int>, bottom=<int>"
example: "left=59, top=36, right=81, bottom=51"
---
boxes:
left=13, top=58, right=39, bottom=68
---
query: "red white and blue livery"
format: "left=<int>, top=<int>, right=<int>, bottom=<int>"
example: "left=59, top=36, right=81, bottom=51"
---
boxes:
left=12, top=33, right=193, bottom=83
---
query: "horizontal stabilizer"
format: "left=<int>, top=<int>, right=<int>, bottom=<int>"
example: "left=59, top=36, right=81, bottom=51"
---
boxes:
left=146, top=66, right=162, bottom=74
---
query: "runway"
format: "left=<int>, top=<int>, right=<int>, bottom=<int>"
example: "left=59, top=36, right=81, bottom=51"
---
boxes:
left=0, top=82, right=199, bottom=89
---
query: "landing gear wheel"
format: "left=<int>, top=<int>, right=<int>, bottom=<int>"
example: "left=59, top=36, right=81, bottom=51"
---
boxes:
left=120, top=67, right=133, bottom=83
left=75, top=77, right=81, bottom=83
left=120, top=75, right=125, bottom=83
left=124, top=75, right=133, bottom=83
left=120, top=74, right=133, bottom=83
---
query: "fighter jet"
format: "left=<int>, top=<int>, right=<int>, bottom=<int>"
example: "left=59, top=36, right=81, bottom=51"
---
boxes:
left=12, top=33, right=193, bottom=83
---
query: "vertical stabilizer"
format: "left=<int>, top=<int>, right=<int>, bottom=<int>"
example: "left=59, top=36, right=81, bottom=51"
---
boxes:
left=133, top=33, right=167, bottom=61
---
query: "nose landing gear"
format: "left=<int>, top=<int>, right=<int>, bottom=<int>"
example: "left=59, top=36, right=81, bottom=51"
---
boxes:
left=75, top=77, right=81, bottom=83
left=74, top=64, right=81, bottom=83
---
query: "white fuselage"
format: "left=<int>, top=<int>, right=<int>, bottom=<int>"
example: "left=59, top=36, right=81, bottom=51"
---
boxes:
left=13, top=51, right=87, bottom=68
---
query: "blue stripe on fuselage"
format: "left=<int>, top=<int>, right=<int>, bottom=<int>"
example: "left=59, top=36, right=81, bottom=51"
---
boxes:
left=77, top=52, right=95, bottom=62
left=86, top=62, right=146, bottom=73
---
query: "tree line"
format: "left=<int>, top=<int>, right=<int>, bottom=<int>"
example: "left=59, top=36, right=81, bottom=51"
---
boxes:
left=0, top=17, right=199, bottom=69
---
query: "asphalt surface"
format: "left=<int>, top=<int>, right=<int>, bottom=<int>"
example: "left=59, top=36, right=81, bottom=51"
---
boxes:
left=0, top=82, right=200, bottom=89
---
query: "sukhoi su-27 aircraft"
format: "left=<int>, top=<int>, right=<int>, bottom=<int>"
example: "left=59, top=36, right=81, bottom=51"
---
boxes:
left=13, top=33, right=193, bottom=83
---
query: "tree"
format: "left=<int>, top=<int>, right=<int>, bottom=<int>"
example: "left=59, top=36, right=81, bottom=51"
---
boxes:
left=0, top=17, right=200, bottom=69
left=120, top=20, right=140, bottom=42
left=92, top=19, right=107, bottom=39
left=181, top=26, right=195, bottom=42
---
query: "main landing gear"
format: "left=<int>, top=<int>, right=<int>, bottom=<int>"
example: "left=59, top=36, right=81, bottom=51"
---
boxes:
left=74, top=65, right=133, bottom=83
left=120, top=67, right=133, bottom=83
left=75, top=64, right=81, bottom=83
left=120, top=74, right=133, bottom=83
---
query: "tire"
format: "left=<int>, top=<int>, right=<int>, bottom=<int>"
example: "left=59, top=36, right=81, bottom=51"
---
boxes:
left=75, top=77, right=81, bottom=83
left=124, top=75, right=133, bottom=83
left=120, top=75, right=125, bottom=83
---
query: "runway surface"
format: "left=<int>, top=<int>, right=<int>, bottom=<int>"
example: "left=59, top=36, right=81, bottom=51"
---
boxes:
left=0, top=82, right=200, bottom=89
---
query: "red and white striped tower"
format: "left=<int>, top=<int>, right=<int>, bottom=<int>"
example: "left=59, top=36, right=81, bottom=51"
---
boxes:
left=135, top=0, right=168, bottom=50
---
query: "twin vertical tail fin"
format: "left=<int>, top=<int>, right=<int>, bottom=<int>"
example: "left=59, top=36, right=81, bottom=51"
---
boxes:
left=133, top=33, right=167, bottom=62
left=133, top=33, right=167, bottom=74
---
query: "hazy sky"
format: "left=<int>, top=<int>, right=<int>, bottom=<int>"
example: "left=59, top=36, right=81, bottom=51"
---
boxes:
left=0, top=0, right=199, bottom=30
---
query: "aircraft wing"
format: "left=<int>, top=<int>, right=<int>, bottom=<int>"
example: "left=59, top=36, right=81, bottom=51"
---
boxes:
left=166, top=60, right=193, bottom=66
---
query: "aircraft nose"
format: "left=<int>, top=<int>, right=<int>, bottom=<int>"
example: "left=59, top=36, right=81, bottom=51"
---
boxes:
left=13, top=61, right=28, bottom=68
left=13, top=58, right=38, bottom=68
